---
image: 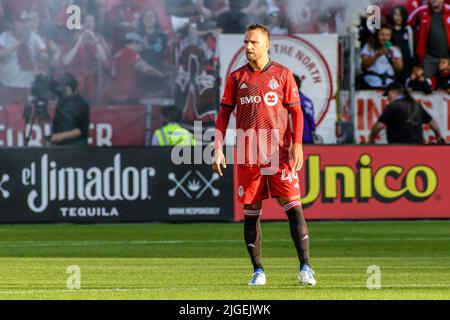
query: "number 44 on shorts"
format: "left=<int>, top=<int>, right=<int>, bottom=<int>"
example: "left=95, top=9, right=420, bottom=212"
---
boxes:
left=281, top=168, right=298, bottom=183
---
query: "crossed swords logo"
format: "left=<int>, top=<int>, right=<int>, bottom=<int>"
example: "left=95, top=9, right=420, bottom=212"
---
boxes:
left=168, top=171, right=220, bottom=199
left=0, top=174, right=10, bottom=199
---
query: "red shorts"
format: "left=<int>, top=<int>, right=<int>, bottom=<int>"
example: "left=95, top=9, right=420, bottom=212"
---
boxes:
left=237, top=164, right=301, bottom=204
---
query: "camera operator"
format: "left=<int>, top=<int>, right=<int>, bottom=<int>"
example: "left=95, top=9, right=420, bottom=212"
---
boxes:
left=50, top=73, right=90, bottom=146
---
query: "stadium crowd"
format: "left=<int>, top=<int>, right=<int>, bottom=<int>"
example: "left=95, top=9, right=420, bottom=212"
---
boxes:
left=0, top=0, right=448, bottom=110
left=0, top=0, right=450, bottom=148
left=358, top=0, right=449, bottom=93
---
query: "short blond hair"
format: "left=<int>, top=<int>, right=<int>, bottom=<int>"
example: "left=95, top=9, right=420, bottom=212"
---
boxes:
left=246, top=24, right=271, bottom=41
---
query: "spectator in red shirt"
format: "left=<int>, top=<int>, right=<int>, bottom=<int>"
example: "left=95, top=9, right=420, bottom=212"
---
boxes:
left=61, top=14, right=110, bottom=103
left=109, top=32, right=165, bottom=103
left=408, top=0, right=450, bottom=77
left=109, top=0, right=142, bottom=53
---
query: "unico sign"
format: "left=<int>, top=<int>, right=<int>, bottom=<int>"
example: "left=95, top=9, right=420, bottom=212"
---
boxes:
left=233, top=146, right=449, bottom=220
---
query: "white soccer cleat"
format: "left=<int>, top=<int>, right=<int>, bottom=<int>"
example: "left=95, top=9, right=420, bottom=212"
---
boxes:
left=248, top=269, right=266, bottom=286
left=299, top=265, right=316, bottom=286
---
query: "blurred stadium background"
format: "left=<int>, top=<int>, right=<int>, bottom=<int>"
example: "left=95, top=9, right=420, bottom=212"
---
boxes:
left=0, top=0, right=449, bottom=300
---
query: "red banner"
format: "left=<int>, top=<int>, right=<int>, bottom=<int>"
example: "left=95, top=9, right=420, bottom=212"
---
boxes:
left=0, top=104, right=147, bottom=146
left=234, top=146, right=450, bottom=220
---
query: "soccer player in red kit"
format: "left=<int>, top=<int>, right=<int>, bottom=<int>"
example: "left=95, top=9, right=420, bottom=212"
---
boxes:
left=212, top=24, right=316, bottom=286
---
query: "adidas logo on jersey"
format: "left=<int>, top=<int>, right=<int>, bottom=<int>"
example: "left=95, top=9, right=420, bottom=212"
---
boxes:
left=240, top=83, right=248, bottom=89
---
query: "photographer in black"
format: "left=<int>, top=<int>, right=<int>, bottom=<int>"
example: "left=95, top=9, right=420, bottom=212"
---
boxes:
left=369, top=82, right=446, bottom=144
left=50, top=73, right=90, bottom=146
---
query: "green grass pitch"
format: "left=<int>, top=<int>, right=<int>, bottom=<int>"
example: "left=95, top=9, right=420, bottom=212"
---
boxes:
left=0, top=220, right=449, bottom=300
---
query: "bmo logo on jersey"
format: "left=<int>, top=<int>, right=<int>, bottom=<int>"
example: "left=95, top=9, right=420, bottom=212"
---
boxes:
left=264, top=92, right=279, bottom=107
left=240, top=93, right=279, bottom=107
left=240, top=96, right=262, bottom=104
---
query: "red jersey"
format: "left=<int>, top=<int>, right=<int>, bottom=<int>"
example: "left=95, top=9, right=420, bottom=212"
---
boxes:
left=110, top=47, right=141, bottom=101
left=408, top=3, right=450, bottom=62
left=109, top=3, right=142, bottom=52
left=221, top=61, right=301, bottom=168
left=62, top=42, right=97, bottom=101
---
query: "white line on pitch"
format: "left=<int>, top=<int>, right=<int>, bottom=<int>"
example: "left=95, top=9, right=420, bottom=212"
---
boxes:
left=0, top=284, right=450, bottom=295
left=0, top=238, right=449, bottom=247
